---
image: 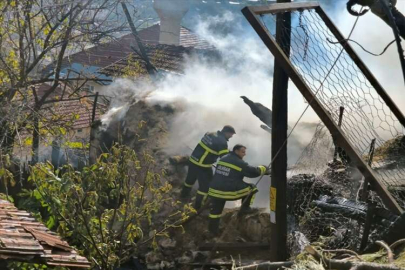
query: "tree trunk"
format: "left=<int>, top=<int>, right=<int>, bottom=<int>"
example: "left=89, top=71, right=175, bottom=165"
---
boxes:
left=31, top=113, right=39, bottom=165
left=0, top=124, right=16, bottom=156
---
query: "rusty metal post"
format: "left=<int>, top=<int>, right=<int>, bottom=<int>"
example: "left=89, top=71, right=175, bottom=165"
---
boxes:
left=89, top=92, right=100, bottom=165
left=360, top=202, right=375, bottom=252
left=270, top=0, right=291, bottom=261
left=333, top=106, right=345, bottom=162
left=361, top=138, right=376, bottom=201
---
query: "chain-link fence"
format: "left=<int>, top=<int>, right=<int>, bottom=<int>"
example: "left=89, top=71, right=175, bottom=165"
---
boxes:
left=256, top=7, right=405, bottom=250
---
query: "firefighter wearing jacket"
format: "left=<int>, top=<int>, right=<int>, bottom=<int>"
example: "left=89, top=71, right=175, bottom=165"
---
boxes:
left=208, top=144, right=269, bottom=234
left=180, top=125, right=236, bottom=210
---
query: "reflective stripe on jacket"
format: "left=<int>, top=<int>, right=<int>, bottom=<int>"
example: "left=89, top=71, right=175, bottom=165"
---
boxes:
left=208, top=152, right=266, bottom=200
left=189, top=131, right=229, bottom=168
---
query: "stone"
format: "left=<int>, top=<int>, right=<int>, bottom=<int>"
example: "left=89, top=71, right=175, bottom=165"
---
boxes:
left=177, top=251, right=193, bottom=264
left=159, top=238, right=177, bottom=249
left=146, top=263, right=160, bottom=270
left=145, top=251, right=164, bottom=264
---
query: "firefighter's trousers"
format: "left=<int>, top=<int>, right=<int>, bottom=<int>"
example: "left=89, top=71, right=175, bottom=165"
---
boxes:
left=208, top=184, right=257, bottom=235
left=180, top=161, right=213, bottom=210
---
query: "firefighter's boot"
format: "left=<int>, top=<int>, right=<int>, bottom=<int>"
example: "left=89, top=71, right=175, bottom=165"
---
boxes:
left=194, top=191, right=208, bottom=210
left=180, top=186, right=191, bottom=201
left=208, top=217, right=220, bottom=236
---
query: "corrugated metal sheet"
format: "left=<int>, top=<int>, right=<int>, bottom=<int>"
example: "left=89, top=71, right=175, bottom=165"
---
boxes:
left=0, top=200, right=91, bottom=268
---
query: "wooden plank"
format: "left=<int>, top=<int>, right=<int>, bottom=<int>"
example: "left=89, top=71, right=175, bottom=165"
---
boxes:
left=234, top=261, right=295, bottom=270
left=242, top=6, right=403, bottom=215
left=315, top=7, right=405, bottom=128
left=26, top=228, right=73, bottom=251
left=249, top=2, right=319, bottom=15
left=180, top=261, right=294, bottom=270
left=198, top=242, right=270, bottom=251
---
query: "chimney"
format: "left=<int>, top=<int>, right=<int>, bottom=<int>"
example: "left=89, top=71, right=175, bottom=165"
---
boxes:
left=153, top=0, right=190, bottom=46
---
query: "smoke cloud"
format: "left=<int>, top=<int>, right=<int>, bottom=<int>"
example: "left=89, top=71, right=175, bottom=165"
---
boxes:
left=101, top=10, right=320, bottom=208
left=102, top=3, right=405, bottom=208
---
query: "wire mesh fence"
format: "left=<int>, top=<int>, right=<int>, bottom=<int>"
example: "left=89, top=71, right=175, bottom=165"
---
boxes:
left=258, top=7, right=405, bottom=250
left=287, top=123, right=390, bottom=250
left=259, top=8, right=405, bottom=206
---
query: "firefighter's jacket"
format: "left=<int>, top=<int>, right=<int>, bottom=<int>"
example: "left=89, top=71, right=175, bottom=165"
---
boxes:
left=189, top=131, right=229, bottom=168
left=208, top=152, right=266, bottom=200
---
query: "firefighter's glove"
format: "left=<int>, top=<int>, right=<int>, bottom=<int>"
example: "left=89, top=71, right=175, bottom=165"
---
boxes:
left=264, top=167, right=271, bottom=175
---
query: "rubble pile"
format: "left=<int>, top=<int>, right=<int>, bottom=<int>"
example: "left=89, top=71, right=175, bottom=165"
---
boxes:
left=322, top=160, right=362, bottom=199
left=293, top=196, right=363, bottom=250
left=100, top=100, right=175, bottom=154
left=96, top=100, right=186, bottom=193
left=287, top=161, right=395, bottom=251
left=373, top=135, right=405, bottom=164
left=95, top=100, right=405, bottom=269
left=95, top=101, right=275, bottom=269
left=139, top=209, right=273, bottom=269
left=287, top=174, right=334, bottom=218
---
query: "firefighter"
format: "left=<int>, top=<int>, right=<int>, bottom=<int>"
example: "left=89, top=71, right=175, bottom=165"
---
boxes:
left=207, top=144, right=269, bottom=235
left=180, top=125, right=236, bottom=210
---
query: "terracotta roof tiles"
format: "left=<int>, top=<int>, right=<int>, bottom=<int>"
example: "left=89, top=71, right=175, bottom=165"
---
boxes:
left=0, top=200, right=90, bottom=268
left=55, top=24, right=214, bottom=75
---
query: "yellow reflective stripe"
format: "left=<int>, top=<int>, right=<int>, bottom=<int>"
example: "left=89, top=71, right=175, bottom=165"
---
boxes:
left=199, top=150, right=210, bottom=165
left=199, top=141, right=219, bottom=155
left=184, top=182, right=193, bottom=188
left=197, top=190, right=208, bottom=196
left=209, top=214, right=221, bottom=219
left=208, top=188, right=252, bottom=199
left=202, top=194, right=208, bottom=205
left=250, top=192, right=257, bottom=206
left=189, top=157, right=212, bottom=168
left=258, top=165, right=266, bottom=176
left=218, top=149, right=229, bottom=155
left=209, top=192, right=250, bottom=200
left=217, top=161, right=242, bottom=172
left=209, top=187, right=251, bottom=195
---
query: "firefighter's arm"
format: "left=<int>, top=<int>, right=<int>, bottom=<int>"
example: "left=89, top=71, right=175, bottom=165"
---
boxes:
left=242, top=163, right=267, bottom=178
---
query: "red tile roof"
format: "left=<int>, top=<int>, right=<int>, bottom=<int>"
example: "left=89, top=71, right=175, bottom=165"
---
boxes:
left=42, top=97, right=106, bottom=130
left=100, top=43, right=218, bottom=76
left=136, top=24, right=213, bottom=50
left=15, top=84, right=106, bottom=130
left=58, top=24, right=214, bottom=72
left=0, top=199, right=90, bottom=268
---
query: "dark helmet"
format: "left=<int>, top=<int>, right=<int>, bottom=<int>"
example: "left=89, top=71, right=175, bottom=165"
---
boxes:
left=221, top=125, right=236, bottom=134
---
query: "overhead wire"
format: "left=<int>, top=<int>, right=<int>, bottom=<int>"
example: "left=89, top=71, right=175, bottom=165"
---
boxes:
left=327, top=38, right=395, bottom=56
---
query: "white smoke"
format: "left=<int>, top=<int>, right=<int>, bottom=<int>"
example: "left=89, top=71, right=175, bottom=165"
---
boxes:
left=140, top=3, right=405, bottom=209
left=149, top=11, right=316, bottom=161
left=144, top=11, right=317, bottom=207
left=101, top=5, right=405, bottom=208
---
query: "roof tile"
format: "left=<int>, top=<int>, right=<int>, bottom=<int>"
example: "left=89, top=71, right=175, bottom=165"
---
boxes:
left=0, top=200, right=90, bottom=268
